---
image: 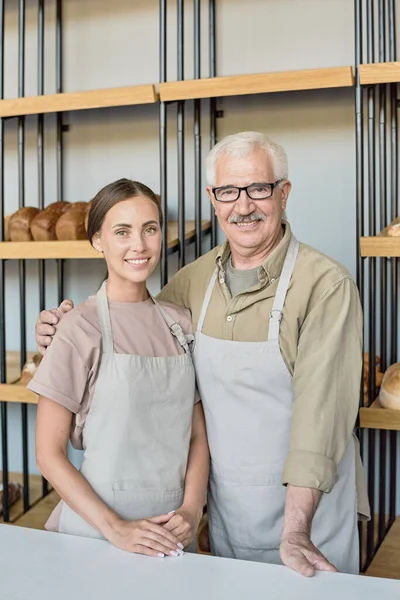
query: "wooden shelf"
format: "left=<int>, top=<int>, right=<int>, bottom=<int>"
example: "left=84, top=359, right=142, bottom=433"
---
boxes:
left=360, top=62, right=400, bottom=85
left=359, top=398, right=400, bottom=431
left=0, top=84, right=158, bottom=118
left=5, top=351, right=36, bottom=384
left=360, top=218, right=400, bottom=257
left=159, top=67, right=354, bottom=101
left=360, top=236, right=400, bottom=257
left=0, top=220, right=211, bottom=259
left=0, top=240, right=102, bottom=260
left=0, top=382, right=38, bottom=405
left=366, top=517, right=400, bottom=580
left=0, top=472, right=46, bottom=524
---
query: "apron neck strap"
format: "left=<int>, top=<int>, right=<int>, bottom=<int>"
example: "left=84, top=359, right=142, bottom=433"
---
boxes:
left=268, top=235, right=299, bottom=342
left=96, top=281, right=114, bottom=354
left=151, top=297, right=192, bottom=354
left=197, top=269, right=218, bottom=333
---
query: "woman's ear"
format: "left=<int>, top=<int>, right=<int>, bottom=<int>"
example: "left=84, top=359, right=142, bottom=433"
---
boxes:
left=92, top=233, right=103, bottom=253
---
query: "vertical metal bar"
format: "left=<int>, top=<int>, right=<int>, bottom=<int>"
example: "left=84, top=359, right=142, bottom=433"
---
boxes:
left=209, top=0, right=217, bottom=248
left=366, top=0, right=376, bottom=566
left=56, top=0, right=65, bottom=305
left=355, top=0, right=364, bottom=305
left=159, top=0, right=168, bottom=286
left=377, top=0, right=387, bottom=546
left=354, top=0, right=364, bottom=566
left=389, top=0, right=398, bottom=366
left=388, top=0, right=397, bottom=525
left=38, top=0, right=45, bottom=213
left=194, top=0, right=202, bottom=259
left=56, top=0, right=63, bottom=200
left=177, top=0, right=185, bottom=268
left=0, top=0, right=9, bottom=523
left=18, top=0, right=30, bottom=514
left=38, top=0, right=48, bottom=497
left=378, top=0, right=387, bottom=372
left=38, top=0, right=45, bottom=305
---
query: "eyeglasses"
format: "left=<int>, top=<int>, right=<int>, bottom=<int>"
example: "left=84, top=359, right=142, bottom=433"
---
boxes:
left=212, top=180, right=284, bottom=202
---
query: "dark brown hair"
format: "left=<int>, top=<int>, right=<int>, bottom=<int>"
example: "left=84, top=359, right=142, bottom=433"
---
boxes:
left=87, top=178, right=163, bottom=245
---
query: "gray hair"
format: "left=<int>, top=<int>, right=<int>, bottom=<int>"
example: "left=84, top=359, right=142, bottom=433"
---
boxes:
left=205, top=131, right=288, bottom=186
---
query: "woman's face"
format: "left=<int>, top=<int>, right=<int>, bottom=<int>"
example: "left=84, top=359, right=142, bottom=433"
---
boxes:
left=93, top=196, right=162, bottom=287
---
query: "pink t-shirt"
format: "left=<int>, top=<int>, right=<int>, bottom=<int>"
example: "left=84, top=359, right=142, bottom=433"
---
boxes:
left=28, top=294, right=199, bottom=449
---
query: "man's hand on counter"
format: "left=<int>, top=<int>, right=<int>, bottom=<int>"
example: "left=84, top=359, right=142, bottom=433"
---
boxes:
left=280, top=485, right=338, bottom=577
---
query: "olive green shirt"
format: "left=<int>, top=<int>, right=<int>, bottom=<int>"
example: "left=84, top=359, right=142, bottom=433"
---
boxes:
left=225, top=258, right=259, bottom=297
left=157, top=221, right=370, bottom=519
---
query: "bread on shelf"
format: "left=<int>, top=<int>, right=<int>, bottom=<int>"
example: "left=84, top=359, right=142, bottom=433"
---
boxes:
left=387, top=222, right=400, bottom=237
left=84, top=200, right=92, bottom=233
left=56, top=202, right=91, bottom=241
left=30, top=201, right=71, bottom=241
left=379, top=363, right=400, bottom=410
left=8, top=207, right=40, bottom=241
left=20, top=353, right=43, bottom=387
left=5, top=201, right=94, bottom=243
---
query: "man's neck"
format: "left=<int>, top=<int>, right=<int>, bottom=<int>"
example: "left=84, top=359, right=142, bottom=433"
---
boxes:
left=230, top=226, right=284, bottom=270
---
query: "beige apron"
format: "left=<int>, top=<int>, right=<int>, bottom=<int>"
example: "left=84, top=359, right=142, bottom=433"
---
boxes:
left=56, top=282, right=196, bottom=542
left=192, top=235, right=359, bottom=574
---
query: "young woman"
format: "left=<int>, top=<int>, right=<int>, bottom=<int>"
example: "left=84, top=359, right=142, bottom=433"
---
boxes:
left=28, top=179, right=209, bottom=559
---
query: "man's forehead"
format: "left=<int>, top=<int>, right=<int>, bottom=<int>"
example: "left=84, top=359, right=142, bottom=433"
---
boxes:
left=215, top=152, right=273, bottom=183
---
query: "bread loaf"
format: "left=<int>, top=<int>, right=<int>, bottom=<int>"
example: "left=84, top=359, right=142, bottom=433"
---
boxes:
left=31, top=201, right=70, bottom=241
left=387, top=222, right=400, bottom=237
left=84, top=201, right=92, bottom=233
left=379, top=363, right=400, bottom=409
left=20, top=353, right=42, bottom=387
left=8, top=207, right=40, bottom=242
left=56, top=202, right=90, bottom=241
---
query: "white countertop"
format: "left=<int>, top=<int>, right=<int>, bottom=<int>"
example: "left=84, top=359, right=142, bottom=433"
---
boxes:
left=1, top=524, right=399, bottom=599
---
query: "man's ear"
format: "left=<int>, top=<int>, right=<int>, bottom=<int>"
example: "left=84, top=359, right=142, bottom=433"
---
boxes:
left=280, top=180, right=292, bottom=211
left=206, top=186, right=216, bottom=211
left=92, top=233, right=103, bottom=253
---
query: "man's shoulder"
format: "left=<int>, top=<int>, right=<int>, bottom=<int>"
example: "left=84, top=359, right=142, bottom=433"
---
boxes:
left=172, top=245, right=220, bottom=282
left=157, top=246, right=221, bottom=307
left=297, top=241, right=353, bottom=283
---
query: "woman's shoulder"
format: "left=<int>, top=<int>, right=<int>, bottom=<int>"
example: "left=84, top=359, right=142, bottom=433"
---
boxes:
left=56, top=295, right=100, bottom=339
left=157, top=300, right=193, bottom=334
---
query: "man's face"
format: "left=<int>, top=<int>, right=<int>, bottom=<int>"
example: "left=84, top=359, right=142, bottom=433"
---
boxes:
left=207, top=150, right=291, bottom=259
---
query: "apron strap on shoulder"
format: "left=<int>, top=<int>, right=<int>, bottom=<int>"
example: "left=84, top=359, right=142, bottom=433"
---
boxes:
left=96, top=281, right=114, bottom=354
left=268, top=235, right=299, bottom=341
left=152, top=298, right=193, bottom=354
left=197, top=269, right=218, bottom=333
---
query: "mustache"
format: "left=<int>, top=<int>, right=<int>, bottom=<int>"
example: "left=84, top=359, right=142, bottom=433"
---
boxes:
left=228, top=213, right=267, bottom=224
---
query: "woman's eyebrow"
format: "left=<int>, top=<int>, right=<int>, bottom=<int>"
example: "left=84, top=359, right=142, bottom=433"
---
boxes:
left=142, top=220, right=159, bottom=227
left=112, top=220, right=159, bottom=228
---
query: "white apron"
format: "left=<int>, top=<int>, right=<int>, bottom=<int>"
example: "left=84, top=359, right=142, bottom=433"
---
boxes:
left=192, top=235, right=359, bottom=574
left=56, top=282, right=196, bottom=544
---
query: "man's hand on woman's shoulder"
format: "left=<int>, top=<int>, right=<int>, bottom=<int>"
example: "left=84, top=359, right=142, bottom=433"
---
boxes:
left=36, top=299, right=74, bottom=355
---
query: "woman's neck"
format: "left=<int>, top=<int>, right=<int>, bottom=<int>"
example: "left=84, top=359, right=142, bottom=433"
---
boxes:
left=105, top=278, right=149, bottom=303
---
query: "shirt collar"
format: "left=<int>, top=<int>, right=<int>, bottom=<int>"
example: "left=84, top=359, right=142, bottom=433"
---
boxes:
left=215, top=220, right=292, bottom=284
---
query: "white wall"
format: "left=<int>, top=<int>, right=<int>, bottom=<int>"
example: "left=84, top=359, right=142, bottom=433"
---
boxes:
left=1, top=0, right=399, bottom=504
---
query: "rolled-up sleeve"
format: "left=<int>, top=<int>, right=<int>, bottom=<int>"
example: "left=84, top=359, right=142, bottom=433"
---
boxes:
left=282, top=276, right=363, bottom=493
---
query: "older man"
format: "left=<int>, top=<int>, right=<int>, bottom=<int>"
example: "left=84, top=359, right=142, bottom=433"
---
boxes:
left=36, top=132, right=369, bottom=576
